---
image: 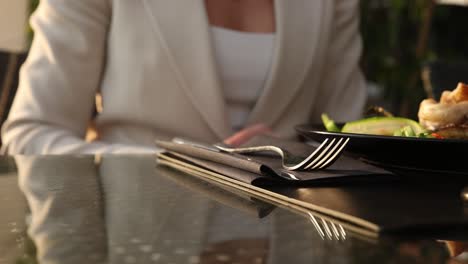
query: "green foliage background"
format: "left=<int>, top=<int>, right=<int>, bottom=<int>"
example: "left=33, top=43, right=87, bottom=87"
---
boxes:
left=27, top=0, right=39, bottom=41
left=30, top=0, right=38, bottom=12
left=360, top=0, right=468, bottom=118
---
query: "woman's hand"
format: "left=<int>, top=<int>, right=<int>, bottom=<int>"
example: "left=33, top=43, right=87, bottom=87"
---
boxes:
left=223, top=123, right=274, bottom=147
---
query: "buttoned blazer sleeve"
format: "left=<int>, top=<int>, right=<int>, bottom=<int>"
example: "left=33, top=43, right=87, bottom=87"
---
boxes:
left=1, top=0, right=158, bottom=154
left=310, top=0, right=367, bottom=122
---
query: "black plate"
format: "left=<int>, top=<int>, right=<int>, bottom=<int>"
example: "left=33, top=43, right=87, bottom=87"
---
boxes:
left=295, top=124, right=468, bottom=176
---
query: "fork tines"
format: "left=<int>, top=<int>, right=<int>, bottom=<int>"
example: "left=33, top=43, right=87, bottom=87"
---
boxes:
left=308, top=212, right=347, bottom=241
left=292, top=137, right=350, bottom=171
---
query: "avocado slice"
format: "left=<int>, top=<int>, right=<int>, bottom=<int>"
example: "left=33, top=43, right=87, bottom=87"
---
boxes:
left=341, top=117, right=427, bottom=136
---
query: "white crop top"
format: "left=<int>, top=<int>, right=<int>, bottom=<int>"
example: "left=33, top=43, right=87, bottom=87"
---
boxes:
left=210, top=26, right=275, bottom=131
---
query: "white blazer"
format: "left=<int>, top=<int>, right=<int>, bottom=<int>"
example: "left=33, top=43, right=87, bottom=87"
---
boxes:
left=1, top=0, right=367, bottom=154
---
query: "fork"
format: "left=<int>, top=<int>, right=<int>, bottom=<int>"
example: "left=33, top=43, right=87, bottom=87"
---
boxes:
left=308, top=212, right=347, bottom=241
left=171, top=137, right=302, bottom=181
left=214, top=137, right=350, bottom=171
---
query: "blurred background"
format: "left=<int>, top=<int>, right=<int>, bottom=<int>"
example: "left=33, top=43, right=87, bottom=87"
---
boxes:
left=360, top=0, right=468, bottom=118
left=1, top=0, right=468, bottom=128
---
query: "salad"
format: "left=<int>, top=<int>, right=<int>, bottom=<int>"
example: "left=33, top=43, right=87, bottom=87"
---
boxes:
left=321, top=114, right=441, bottom=139
left=321, top=82, right=468, bottom=140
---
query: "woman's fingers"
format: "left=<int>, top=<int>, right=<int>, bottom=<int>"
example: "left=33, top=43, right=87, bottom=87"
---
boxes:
left=223, top=123, right=273, bottom=147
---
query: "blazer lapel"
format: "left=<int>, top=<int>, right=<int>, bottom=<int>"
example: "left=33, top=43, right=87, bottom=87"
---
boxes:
left=247, top=0, right=325, bottom=127
left=143, top=0, right=232, bottom=139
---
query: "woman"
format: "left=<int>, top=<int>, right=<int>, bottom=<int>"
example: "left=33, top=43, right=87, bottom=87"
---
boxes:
left=1, top=0, right=366, bottom=154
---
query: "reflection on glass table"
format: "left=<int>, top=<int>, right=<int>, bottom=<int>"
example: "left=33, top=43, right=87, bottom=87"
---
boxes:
left=0, top=155, right=467, bottom=263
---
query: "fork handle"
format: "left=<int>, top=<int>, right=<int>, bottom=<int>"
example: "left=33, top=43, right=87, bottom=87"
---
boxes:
left=172, top=138, right=258, bottom=163
left=172, top=137, right=220, bottom=152
left=214, top=145, right=282, bottom=155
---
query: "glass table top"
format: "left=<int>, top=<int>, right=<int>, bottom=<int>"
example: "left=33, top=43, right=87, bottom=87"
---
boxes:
left=0, top=155, right=467, bottom=264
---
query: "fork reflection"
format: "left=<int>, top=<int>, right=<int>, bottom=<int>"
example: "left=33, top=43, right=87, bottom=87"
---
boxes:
left=307, top=212, right=347, bottom=241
